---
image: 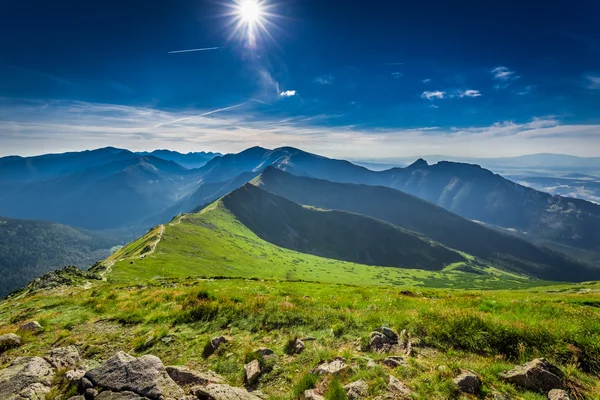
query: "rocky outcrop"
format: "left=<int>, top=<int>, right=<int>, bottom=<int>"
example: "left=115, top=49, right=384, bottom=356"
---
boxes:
left=244, top=359, right=261, bottom=385
left=165, top=366, right=225, bottom=387
left=45, top=346, right=81, bottom=369
left=192, top=383, right=264, bottom=400
left=344, top=380, right=369, bottom=400
left=0, top=333, right=21, bottom=353
left=17, top=321, right=44, bottom=333
left=369, top=327, right=413, bottom=355
left=454, top=371, right=481, bottom=394
left=548, top=389, right=571, bottom=400
left=500, top=358, right=563, bottom=393
left=85, top=352, right=184, bottom=400
left=0, top=356, right=55, bottom=400
left=315, top=357, right=348, bottom=375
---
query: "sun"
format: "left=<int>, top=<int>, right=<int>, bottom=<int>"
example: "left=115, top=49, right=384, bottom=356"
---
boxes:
left=223, top=0, right=278, bottom=47
left=239, top=0, right=262, bottom=24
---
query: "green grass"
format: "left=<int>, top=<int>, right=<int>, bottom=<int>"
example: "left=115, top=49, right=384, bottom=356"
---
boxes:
left=102, top=201, right=546, bottom=290
left=1, top=278, right=600, bottom=399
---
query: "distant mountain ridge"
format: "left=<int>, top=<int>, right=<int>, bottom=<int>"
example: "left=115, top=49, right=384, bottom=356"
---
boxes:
left=136, top=149, right=221, bottom=169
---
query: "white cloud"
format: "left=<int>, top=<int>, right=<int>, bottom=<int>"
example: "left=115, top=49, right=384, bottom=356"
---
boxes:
left=517, top=85, right=535, bottom=96
left=1, top=98, right=600, bottom=159
left=279, top=90, right=297, bottom=97
left=585, top=75, right=600, bottom=89
left=421, top=91, right=445, bottom=100
left=391, top=72, right=403, bottom=79
left=491, top=66, right=516, bottom=80
left=457, top=89, right=482, bottom=98
left=422, top=78, right=432, bottom=83
left=315, top=74, right=334, bottom=85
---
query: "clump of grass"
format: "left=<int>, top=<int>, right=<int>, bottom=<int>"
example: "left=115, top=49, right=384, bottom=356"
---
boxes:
left=292, top=372, right=318, bottom=398
left=325, top=378, right=348, bottom=400
left=331, top=323, right=345, bottom=338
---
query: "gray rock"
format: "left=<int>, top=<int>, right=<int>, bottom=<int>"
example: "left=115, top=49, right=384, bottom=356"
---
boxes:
left=388, top=375, right=411, bottom=398
left=344, top=380, right=369, bottom=400
left=85, top=351, right=184, bottom=400
left=315, top=357, right=348, bottom=375
left=500, top=358, right=563, bottom=393
left=304, top=389, right=325, bottom=400
left=46, top=345, right=81, bottom=369
left=254, top=348, right=274, bottom=357
left=548, top=389, right=572, bottom=400
left=0, top=357, right=55, bottom=400
left=95, top=391, right=146, bottom=399
left=165, top=365, right=225, bottom=386
left=84, top=388, right=99, bottom=400
left=0, top=333, right=21, bottom=353
left=192, top=383, right=264, bottom=400
left=454, top=371, right=481, bottom=394
left=381, top=327, right=398, bottom=341
left=293, top=338, right=305, bottom=354
left=79, top=376, right=94, bottom=391
left=67, top=396, right=85, bottom=400
left=17, top=321, right=44, bottom=333
left=383, top=356, right=408, bottom=368
left=244, top=359, right=261, bottom=385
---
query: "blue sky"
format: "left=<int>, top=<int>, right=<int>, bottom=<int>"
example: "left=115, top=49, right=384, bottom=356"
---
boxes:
left=0, top=0, right=599, bottom=158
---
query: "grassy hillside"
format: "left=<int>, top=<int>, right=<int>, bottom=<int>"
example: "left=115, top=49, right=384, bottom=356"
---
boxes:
left=222, top=184, right=464, bottom=271
left=98, top=198, right=537, bottom=290
left=254, top=167, right=600, bottom=282
left=1, top=277, right=599, bottom=399
left=0, top=216, right=117, bottom=297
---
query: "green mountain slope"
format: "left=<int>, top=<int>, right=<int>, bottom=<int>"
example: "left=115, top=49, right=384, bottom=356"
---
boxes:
left=0, top=216, right=117, bottom=297
left=253, top=167, right=600, bottom=282
left=222, top=184, right=464, bottom=270
left=98, top=195, right=536, bottom=290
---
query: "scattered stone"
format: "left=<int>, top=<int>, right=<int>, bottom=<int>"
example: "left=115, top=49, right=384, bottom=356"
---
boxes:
left=85, top=351, right=184, bottom=400
left=211, top=336, right=228, bottom=349
left=500, top=358, right=564, bottom=393
left=304, top=389, right=324, bottom=400
left=293, top=338, right=305, bottom=354
left=370, top=330, right=396, bottom=352
left=67, top=396, right=85, bottom=400
left=315, top=357, right=348, bottom=375
left=548, top=389, right=572, bottom=400
left=192, top=383, right=264, bottom=400
left=84, top=388, right=99, bottom=400
left=65, top=367, right=86, bottom=388
left=344, top=380, right=369, bottom=400
left=79, top=376, right=94, bottom=392
left=244, top=359, right=261, bottom=385
left=388, top=375, right=411, bottom=398
left=0, top=356, right=55, bottom=400
left=364, top=357, right=377, bottom=368
left=166, top=365, right=225, bottom=386
left=255, top=347, right=275, bottom=357
left=46, top=345, right=81, bottom=369
left=454, top=371, right=481, bottom=394
left=0, top=333, right=21, bottom=353
left=95, top=391, right=146, bottom=399
left=383, top=356, right=408, bottom=368
left=17, top=321, right=44, bottom=333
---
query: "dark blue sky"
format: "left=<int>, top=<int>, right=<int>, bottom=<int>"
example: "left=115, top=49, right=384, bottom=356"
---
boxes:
left=1, top=0, right=599, bottom=157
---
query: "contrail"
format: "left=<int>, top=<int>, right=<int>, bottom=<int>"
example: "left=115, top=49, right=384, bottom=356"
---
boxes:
left=168, top=47, right=220, bottom=54
left=155, top=102, right=247, bottom=128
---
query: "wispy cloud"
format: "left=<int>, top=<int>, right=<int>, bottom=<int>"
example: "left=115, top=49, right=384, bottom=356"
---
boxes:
left=168, top=47, right=221, bottom=54
left=585, top=75, right=600, bottom=89
left=279, top=90, right=297, bottom=97
left=391, top=72, right=403, bottom=79
left=457, top=89, right=482, bottom=98
left=1, top=98, right=600, bottom=159
left=315, top=74, right=334, bottom=85
left=378, top=62, right=404, bottom=66
left=421, top=91, right=445, bottom=100
left=517, top=85, right=535, bottom=96
left=422, top=78, right=432, bottom=83
left=491, top=66, right=517, bottom=81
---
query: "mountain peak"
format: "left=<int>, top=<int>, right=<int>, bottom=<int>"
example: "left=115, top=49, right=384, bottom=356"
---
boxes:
left=406, top=158, right=428, bottom=169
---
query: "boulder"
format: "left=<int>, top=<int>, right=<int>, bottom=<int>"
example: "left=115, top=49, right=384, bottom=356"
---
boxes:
left=388, top=375, right=411, bottom=398
left=383, top=356, right=408, bottom=368
left=369, top=331, right=395, bottom=352
left=304, top=389, right=325, bottom=400
left=453, top=371, right=481, bottom=394
left=46, top=345, right=81, bottom=369
left=17, top=321, right=44, bottom=333
left=344, top=380, right=369, bottom=400
left=315, top=357, right=348, bottom=375
left=548, top=389, right=572, bottom=400
left=85, top=351, right=184, bottom=400
left=244, top=359, right=261, bottom=385
left=192, top=383, right=264, bottom=400
left=0, top=333, right=21, bottom=353
left=165, top=365, right=225, bottom=386
left=0, top=356, right=55, bottom=400
left=500, top=358, right=563, bottom=393
left=95, top=391, right=147, bottom=399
